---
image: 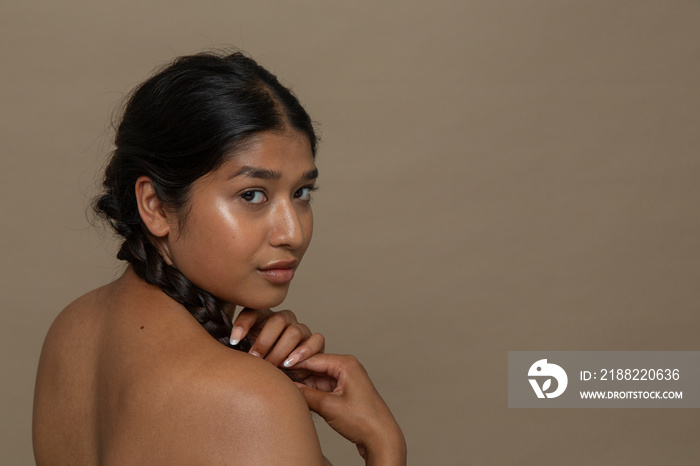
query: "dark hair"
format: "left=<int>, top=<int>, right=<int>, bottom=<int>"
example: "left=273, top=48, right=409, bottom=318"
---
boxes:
left=94, top=51, right=317, bottom=352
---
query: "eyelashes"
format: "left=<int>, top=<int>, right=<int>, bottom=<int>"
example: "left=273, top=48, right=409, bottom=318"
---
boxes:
left=295, top=184, right=319, bottom=202
left=240, top=190, right=266, bottom=204
left=239, top=185, right=318, bottom=205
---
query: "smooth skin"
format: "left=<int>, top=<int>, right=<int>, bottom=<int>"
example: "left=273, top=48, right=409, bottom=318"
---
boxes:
left=33, top=130, right=405, bottom=465
left=33, top=270, right=327, bottom=465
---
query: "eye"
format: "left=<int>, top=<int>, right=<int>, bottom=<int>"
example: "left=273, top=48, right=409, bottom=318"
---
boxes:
left=240, top=190, right=267, bottom=204
left=295, top=185, right=318, bottom=202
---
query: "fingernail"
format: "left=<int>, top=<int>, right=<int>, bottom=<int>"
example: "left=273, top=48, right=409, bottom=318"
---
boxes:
left=230, top=327, right=244, bottom=346
left=283, top=354, right=299, bottom=368
left=249, top=350, right=261, bottom=358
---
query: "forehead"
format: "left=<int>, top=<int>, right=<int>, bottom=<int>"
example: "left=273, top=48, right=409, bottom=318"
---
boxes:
left=220, top=130, right=316, bottom=177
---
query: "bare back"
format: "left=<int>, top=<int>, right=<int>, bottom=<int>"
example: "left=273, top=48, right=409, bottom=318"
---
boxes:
left=33, top=267, right=324, bottom=465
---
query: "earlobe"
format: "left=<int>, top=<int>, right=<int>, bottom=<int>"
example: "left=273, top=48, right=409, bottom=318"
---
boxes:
left=135, top=176, right=170, bottom=237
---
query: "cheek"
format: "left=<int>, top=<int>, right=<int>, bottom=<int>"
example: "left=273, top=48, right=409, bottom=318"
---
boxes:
left=207, top=213, right=259, bottom=262
left=169, top=207, right=243, bottom=272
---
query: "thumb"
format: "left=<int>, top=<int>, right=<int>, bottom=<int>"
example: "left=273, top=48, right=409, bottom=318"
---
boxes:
left=295, top=382, right=335, bottom=415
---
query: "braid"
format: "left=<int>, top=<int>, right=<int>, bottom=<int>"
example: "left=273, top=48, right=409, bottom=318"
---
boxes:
left=95, top=190, right=252, bottom=351
left=95, top=192, right=308, bottom=382
left=117, top=230, right=308, bottom=383
left=121, top=236, right=233, bottom=344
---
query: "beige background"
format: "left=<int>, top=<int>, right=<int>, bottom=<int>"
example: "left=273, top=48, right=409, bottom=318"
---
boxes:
left=2, top=1, right=699, bottom=464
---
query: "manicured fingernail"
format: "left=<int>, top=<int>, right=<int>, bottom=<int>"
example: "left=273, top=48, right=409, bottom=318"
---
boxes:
left=230, top=327, right=244, bottom=346
left=283, top=354, right=299, bottom=368
left=249, top=350, right=261, bottom=358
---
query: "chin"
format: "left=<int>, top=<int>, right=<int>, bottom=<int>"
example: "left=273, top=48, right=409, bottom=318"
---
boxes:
left=237, top=288, right=290, bottom=310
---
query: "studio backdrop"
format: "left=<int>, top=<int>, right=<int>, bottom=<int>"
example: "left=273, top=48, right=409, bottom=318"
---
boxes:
left=2, top=1, right=699, bottom=464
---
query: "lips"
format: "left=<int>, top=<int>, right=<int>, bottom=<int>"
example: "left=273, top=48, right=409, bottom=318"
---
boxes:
left=258, top=260, right=298, bottom=285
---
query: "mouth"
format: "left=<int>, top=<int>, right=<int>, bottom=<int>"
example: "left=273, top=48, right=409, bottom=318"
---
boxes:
left=257, top=260, right=298, bottom=285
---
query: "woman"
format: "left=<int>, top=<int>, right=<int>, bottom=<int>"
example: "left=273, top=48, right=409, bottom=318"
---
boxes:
left=33, top=51, right=406, bottom=465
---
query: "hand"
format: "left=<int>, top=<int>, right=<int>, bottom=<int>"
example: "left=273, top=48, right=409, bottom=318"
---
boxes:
left=230, top=308, right=325, bottom=369
left=294, top=354, right=406, bottom=466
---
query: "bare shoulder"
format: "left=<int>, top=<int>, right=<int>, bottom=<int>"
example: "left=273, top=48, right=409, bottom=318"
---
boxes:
left=33, top=286, right=109, bottom=464
left=115, top=341, right=326, bottom=465
left=35, top=284, right=108, bottom=392
left=188, top=346, right=325, bottom=464
left=36, top=270, right=325, bottom=465
left=40, top=286, right=106, bottom=348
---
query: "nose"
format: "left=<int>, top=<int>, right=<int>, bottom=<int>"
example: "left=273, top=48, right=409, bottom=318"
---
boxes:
left=268, top=200, right=308, bottom=249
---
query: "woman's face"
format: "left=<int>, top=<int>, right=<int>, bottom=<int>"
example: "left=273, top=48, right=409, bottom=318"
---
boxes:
left=162, top=130, right=317, bottom=309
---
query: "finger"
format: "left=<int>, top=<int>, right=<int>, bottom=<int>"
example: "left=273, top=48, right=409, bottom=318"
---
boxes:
left=230, top=307, right=272, bottom=345
left=247, top=312, right=290, bottom=358
left=294, top=353, right=354, bottom=380
left=294, top=382, right=339, bottom=415
left=263, top=324, right=311, bottom=367
left=281, top=333, right=325, bottom=368
left=301, top=373, right=337, bottom=392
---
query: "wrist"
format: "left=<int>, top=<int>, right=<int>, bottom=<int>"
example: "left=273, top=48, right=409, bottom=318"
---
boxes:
left=361, top=427, right=406, bottom=466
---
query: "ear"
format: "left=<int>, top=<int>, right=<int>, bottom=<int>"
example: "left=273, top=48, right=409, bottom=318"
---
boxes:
left=135, top=176, right=170, bottom=238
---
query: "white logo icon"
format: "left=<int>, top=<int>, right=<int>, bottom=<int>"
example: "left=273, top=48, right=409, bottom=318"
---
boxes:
left=528, top=359, right=568, bottom=398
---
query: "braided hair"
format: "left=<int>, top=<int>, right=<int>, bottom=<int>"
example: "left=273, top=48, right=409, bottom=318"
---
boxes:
left=94, top=51, right=317, bottom=351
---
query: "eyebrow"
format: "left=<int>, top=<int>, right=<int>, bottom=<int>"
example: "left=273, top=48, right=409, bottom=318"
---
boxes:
left=228, top=166, right=319, bottom=181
